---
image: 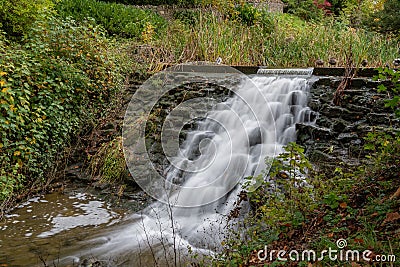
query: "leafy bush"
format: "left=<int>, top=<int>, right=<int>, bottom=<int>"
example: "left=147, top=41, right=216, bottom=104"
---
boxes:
left=375, top=67, right=400, bottom=118
left=364, top=67, right=400, bottom=174
left=234, top=2, right=260, bottom=26
left=0, top=16, right=121, bottom=200
left=365, top=0, right=400, bottom=34
left=0, top=0, right=54, bottom=37
left=282, top=0, right=324, bottom=21
left=99, top=0, right=201, bottom=6
left=218, top=143, right=357, bottom=265
left=173, top=9, right=201, bottom=25
left=56, top=0, right=167, bottom=38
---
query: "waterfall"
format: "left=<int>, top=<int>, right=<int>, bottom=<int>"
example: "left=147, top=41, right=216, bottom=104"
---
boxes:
left=64, top=69, right=315, bottom=266
left=257, top=67, right=314, bottom=77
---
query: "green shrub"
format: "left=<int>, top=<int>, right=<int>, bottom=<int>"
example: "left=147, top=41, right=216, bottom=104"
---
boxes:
left=0, top=0, right=54, bottom=38
left=173, top=9, right=201, bottom=25
left=375, top=67, right=400, bottom=118
left=235, top=2, right=260, bottom=26
left=56, top=0, right=167, bottom=38
left=0, top=16, right=121, bottom=200
left=364, top=0, right=400, bottom=34
left=99, top=0, right=200, bottom=6
left=282, top=0, right=324, bottom=21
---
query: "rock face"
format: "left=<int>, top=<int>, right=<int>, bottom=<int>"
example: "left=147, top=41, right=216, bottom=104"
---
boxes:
left=145, top=81, right=233, bottom=175
left=297, top=77, right=399, bottom=171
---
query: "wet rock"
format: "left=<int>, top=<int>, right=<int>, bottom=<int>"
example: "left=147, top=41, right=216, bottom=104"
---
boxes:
left=350, top=78, right=367, bottom=88
left=320, top=104, right=364, bottom=121
left=331, top=118, right=349, bottom=133
left=296, top=123, right=332, bottom=142
left=367, top=112, right=397, bottom=125
left=313, top=77, right=331, bottom=87
left=65, top=163, right=90, bottom=182
left=249, top=127, right=262, bottom=147
left=303, top=76, right=400, bottom=170
left=310, top=149, right=336, bottom=162
left=337, top=132, right=358, bottom=143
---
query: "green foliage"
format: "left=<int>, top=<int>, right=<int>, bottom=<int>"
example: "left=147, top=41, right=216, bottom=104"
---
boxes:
left=262, top=15, right=396, bottom=67
left=375, top=67, right=400, bottom=118
left=364, top=131, right=400, bottom=171
left=99, top=0, right=200, bottom=6
left=0, top=0, right=54, bottom=37
left=235, top=3, right=260, bottom=26
left=173, top=10, right=201, bottom=25
left=0, top=16, right=121, bottom=200
left=282, top=0, right=324, bottom=21
left=219, top=143, right=359, bottom=265
left=56, top=0, right=167, bottom=38
left=365, top=67, right=400, bottom=173
left=246, top=142, right=314, bottom=227
left=366, top=0, right=400, bottom=34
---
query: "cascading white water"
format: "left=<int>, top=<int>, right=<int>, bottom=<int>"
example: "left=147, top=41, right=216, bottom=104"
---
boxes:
left=65, top=74, right=315, bottom=266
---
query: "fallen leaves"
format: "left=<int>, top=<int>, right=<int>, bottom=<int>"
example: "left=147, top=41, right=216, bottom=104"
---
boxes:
left=389, top=186, right=400, bottom=200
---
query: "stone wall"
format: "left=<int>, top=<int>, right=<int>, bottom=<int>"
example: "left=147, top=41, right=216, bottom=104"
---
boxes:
left=243, top=0, right=285, bottom=12
left=297, top=77, right=399, bottom=171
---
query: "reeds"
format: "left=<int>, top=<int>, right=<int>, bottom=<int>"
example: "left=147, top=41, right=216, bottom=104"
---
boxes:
left=148, top=12, right=398, bottom=69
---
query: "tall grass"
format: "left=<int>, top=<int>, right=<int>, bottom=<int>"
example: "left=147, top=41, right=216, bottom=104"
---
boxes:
left=265, top=15, right=398, bottom=67
left=148, top=12, right=398, bottom=69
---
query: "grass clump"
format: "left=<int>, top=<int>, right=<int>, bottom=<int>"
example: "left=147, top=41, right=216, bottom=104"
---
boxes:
left=88, top=137, right=128, bottom=184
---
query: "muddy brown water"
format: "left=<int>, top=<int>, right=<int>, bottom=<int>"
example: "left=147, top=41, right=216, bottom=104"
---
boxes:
left=0, top=187, right=142, bottom=267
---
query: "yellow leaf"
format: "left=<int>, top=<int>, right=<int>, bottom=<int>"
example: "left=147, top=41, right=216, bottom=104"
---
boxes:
left=14, top=151, right=21, bottom=156
left=0, top=80, right=5, bottom=87
left=0, top=143, right=3, bottom=148
left=383, top=140, right=389, bottom=147
left=1, top=87, right=8, bottom=93
left=0, top=71, right=6, bottom=76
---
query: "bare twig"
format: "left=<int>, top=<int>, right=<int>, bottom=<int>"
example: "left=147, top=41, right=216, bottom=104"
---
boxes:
left=150, top=205, right=170, bottom=267
left=140, top=211, right=158, bottom=266
left=390, top=186, right=400, bottom=200
left=333, top=48, right=355, bottom=106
